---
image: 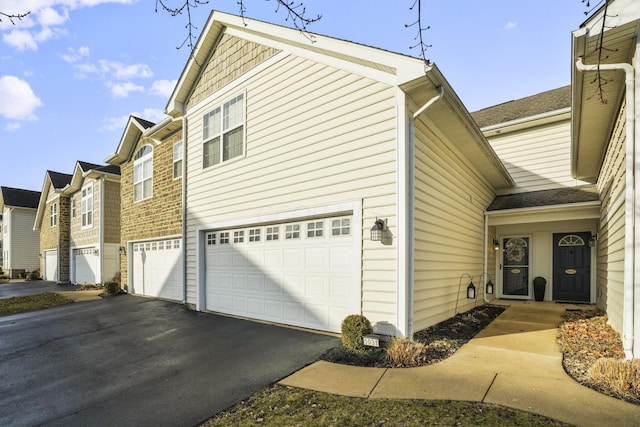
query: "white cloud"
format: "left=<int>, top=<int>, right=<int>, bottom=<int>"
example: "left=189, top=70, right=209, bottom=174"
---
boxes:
left=0, top=1, right=136, bottom=49
left=149, top=79, right=177, bottom=97
left=102, top=107, right=167, bottom=131
left=5, top=122, right=22, bottom=132
left=99, top=60, right=153, bottom=80
left=0, top=75, right=43, bottom=120
left=504, top=21, right=517, bottom=30
left=61, top=45, right=90, bottom=63
left=108, top=81, right=144, bottom=98
left=3, top=30, right=38, bottom=51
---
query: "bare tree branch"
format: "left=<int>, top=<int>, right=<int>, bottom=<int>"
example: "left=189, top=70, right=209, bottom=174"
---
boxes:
left=156, top=0, right=320, bottom=52
left=406, top=0, right=431, bottom=66
left=0, top=10, right=30, bottom=25
left=582, top=0, right=618, bottom=104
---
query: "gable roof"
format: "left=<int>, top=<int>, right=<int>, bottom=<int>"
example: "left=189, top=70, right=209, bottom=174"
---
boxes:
left=105, top=115, right=183, bottom=166
left=34, top=170, right=73, bottom=231
left=63, top=160, right=121, bottom=195
left=166, top=10, right=514, bottom=191
left=0, top=186, right=41, bottom=210
left=471, top=86, right=571, bottom=129
left=572, top=0, right=640, bottom=182
left=486, top=185, right=599, bottom=211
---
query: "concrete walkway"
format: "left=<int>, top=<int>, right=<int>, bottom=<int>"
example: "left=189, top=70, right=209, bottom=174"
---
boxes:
left=280, top=301, right=640, bottom=427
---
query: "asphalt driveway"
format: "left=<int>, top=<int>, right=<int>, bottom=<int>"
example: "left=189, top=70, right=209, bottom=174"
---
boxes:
left=0, top=294, right=339, bottom=427
left=0, top=280, right=77, bottom=298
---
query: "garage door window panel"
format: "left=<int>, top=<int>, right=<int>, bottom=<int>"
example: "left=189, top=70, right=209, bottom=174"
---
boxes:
left=332, top=218, right=351, bottom=236
left=266, top=227, right=279, bottom=241
left=307, top=221, right=323, bottom=238
left=285, top=224, right=300, bottom=240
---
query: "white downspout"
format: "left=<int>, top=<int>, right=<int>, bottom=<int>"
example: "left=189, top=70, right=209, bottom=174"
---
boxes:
left=181, top=116, right=188, bottom=305
left=99, top=177, right=105, bottom=283
left=575, top=56, right=636, bottom=358
left=399, top=84, right=443, bottom=338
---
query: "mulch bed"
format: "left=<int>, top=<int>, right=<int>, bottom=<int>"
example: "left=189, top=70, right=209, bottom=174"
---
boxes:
left=320, top=304, right=506, bottom=368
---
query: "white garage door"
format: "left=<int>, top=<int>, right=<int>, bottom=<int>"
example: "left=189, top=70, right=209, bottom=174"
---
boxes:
left=44, top=250, right=58, bottom=281
left=205, top=216, right=356, bottom=333
left=131, top=239, right=183, bottom=301
left=74, top=248, right=98, bottom=284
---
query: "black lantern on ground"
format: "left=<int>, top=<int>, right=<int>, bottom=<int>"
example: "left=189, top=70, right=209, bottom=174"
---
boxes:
left=486, top=279, right=494, bottom=294
left=467, top=281, right=476, bottom=299
left=370, top=218, right=386, bottom=241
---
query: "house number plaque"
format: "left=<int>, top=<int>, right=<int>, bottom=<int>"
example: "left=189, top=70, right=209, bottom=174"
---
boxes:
left=565, top=269, right=577, bottom=275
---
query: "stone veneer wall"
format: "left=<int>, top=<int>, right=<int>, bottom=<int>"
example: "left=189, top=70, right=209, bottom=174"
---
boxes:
left=103, top=180, right=121, bottom=244
left=120, top=130, right=183, bottom=290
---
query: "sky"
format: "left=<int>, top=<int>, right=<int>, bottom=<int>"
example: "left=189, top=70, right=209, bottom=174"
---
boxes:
left=0, top=0, right=589, bottom=192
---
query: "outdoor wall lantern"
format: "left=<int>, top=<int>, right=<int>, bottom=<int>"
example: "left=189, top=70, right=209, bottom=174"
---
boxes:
left=466, top=281, right=476, bottom=299
left=119, top=246, right=126, bottom=255
left=370, top=218, right=387, bottom=242
left=589, top=234, right=597, bottom=247
left=486, top=279, right=494, bottom=295
left=492, top=238, right=500, bottom=250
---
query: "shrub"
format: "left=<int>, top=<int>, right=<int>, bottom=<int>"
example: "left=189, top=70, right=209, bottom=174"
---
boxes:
left=587, top=357, right=640, bottom=400
left=386, top=338, right=429, bottom=367
left=28, top=270, right=40, bottom=280
left=341, top=314, right=373, bottom=351
left=103, top=281, right=120, bottom=294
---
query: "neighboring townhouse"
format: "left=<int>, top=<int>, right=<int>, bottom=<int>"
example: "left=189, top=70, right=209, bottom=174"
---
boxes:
left=34, top=170, right=73, bottom=282
left=105, top=116, right=184, bottom=301
left=162, top=11, right=514, bottom=335
left=471, top=87, right=600, bottom=303
left=64, top=161, right=121, bottom=285
left=570, top=0, right=640, bottom=358
left=0, top=186, right=41, bottom=278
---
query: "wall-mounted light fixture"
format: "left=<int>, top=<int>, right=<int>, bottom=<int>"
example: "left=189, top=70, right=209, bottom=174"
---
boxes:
left=492, top=238, right=500, bottom=251
left=119, top=246, right=126, bottom=255
left=589, top=234, right=597, bottom=247
left=370, top=218, right=386, bottom=242
left=94, top=249, right=100, bottom=256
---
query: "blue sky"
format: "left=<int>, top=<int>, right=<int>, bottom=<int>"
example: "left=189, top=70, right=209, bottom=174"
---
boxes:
left=0, top=0, right=587, bottom=191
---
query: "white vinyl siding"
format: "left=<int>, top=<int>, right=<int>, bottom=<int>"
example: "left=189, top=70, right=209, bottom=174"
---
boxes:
left=596, top=101, right=627, bottom=334
left=185, top=54, right=398, bottom=329
left=412, top=117, right=496, bottom=332
left=487, top=119, right=587, bottom=193
left=4, top=208, right=40, bottom=272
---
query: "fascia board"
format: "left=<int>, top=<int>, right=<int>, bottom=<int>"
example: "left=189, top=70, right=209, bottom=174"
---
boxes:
left=481, top=109, right=571, bottom=137
left=106, top=117, right=146, bottom=165
left=579, top=0, right=640, bottom=38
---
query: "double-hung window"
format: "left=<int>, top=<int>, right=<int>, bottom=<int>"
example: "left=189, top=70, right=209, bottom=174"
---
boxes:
left=81, top=185, right=93, bottom=228
left=203, top=93, right=245, bottom=168
left=50, top=203, right=57, bottom=227
left=134, top=145, right=153, bottom=201
left=173, top=141, right=183, bottom=179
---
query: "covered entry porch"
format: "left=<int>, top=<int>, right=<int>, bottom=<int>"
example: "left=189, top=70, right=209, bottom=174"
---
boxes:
left=485, top=186, right=600, bottom=303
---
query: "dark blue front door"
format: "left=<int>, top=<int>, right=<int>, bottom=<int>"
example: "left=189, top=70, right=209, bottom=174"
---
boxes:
left=552, top=232, right=591, bottom=302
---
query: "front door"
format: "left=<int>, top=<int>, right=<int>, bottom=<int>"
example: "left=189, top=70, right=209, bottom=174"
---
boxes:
left=553, top=232, right=591, bottom=302
left=502, top=237, right=530, bottom=298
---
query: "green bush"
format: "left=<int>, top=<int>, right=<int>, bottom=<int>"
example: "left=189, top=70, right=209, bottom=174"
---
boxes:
left=103, top=281, right=120, bottom=294
left=28, top=271, right=40, bottom=281
left=341, top=314, right=373, bottom=351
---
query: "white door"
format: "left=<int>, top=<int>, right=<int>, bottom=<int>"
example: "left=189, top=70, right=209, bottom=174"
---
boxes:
left=44, top=250, right=58, bottom=281
left=204, top=216, right=356, bottom=333
left=74, top=248, right=98, bottom=284
left=131, top=239, right=183, bottom=301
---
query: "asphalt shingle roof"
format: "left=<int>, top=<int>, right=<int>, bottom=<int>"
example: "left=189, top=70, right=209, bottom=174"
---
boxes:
left=77, top=161, right=121, bottom=176
left=486, top=185, right=600, bottom=211
left=47, top=170, right=73, bottom=189
left=471, top=86, right=571, bottom=128
left=132, top=116, right=156, bottom=130
left=1, top=186, right=41, bottom=209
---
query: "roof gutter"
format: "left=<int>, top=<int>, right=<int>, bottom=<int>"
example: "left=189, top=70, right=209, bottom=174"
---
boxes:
left=575, top=54, right=636, bottom=358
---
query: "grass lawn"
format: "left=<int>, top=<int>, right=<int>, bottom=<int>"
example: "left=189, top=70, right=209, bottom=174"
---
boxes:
left=0, top=292, right=73, bottom=316
left=201, top=385, right=570, bottom=426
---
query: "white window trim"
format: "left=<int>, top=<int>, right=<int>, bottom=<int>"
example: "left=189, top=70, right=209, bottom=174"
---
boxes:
left=81, top=184, right=93, bottom=230
left=202, top=92, right=246, bottom=169
left=133, top=145, right=153, bottom=202
left=173, top=140, right=183, bottom=180
left=50, top=203, right=58, bottom=227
